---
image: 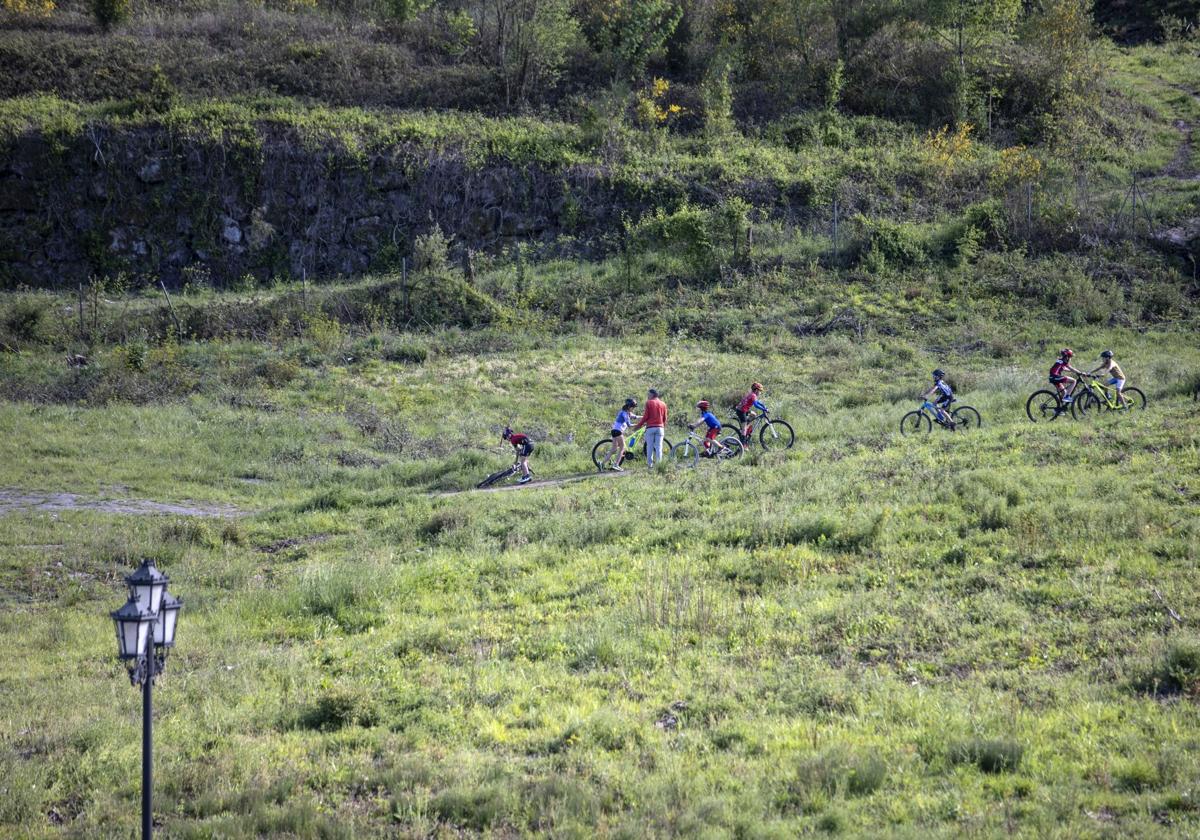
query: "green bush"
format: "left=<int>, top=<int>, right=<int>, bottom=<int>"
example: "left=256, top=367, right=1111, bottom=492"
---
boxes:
left=91, top=0, right=130, bottom=30
left=950, top=738, right=1023, bottom=773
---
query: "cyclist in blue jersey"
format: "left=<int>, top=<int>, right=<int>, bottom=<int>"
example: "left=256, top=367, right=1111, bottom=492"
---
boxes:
left=921, top=369, right=956, bottom=428
left=688, top=400, right=727, bottom=455
left=602, top=398, right=640, bottom=471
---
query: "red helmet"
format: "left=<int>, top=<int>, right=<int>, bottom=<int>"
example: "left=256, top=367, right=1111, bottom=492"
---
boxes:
left=696, top=400, right=710, bottom=410
left=1060, top=348, right=1073, bottom=358
left=751, top=382, right=763, bottom=392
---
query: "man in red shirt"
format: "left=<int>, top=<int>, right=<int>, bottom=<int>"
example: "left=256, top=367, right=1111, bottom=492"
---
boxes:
left=632, top=388, right=668, bottom=468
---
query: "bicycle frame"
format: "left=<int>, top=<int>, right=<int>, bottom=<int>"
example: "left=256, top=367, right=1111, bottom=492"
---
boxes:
left=919, top=400, right=952, bottom=424
left=1078, top=377, right=1122, bottom=409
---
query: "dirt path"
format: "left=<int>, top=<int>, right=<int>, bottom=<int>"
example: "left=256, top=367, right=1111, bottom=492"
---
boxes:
left=432, top=469, right=628, bottom=497
left=0, top=489, right=247, bottom=518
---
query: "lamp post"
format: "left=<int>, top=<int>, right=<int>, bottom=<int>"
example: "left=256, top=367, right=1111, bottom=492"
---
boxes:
left=111, top=559, right=181, bottom=840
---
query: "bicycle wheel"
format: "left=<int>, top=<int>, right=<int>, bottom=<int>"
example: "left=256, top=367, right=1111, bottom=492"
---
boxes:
left=900, top=411, right=931, bottom=435
left=721, top=423, right=747, bottom=444
left=1118, top=387, right=1147, bottom=412
left=1070, top=392, right=1100, bottom=420
left=759, top=419, right=795, bottom=450
left=671, top=440, right=700, bottom=467
left=477, top=466, right=515, bottom=489
left=1025, top=390, right=1063, bottom=423
left=716, top=436, right=745, bottom=460
left=951, top=406, right=982, bottom=430
left=591, top=439, right=614, bottom=471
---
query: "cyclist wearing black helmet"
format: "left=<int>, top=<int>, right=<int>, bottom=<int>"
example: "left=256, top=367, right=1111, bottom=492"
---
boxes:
left=922, top=369, right=956, bottom=428
left=602, top=397, right=640, bottom=472
left=1088, top=350, right=1128, bottom=409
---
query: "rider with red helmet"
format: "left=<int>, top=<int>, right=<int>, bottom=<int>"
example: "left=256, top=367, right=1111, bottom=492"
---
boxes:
left=1048, top=348, right=1083, bottom=404
left=688, top=400, right=725, bottom=454
left=736, top=382, right=767, bottom=440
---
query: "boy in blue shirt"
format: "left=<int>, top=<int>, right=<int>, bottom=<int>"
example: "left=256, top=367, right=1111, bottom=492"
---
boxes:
left=688, top=400, right=727, bottom=455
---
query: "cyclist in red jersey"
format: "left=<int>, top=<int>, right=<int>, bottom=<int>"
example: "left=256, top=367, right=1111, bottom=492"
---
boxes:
left=736, top=382, right=767, bottom=440
left=1048, top=348, right=1083, bottom=405
left=501, top=427, right=534, bottom=484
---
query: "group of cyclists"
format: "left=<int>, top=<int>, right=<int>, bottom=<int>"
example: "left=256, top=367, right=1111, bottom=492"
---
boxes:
left=498, top=348, right=1133, bottom=477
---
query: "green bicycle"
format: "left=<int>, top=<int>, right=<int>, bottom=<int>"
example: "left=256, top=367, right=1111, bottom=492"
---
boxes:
left=591, top=426, right=673, bottom=471
left=1069, top=373, right=1147, bottom=419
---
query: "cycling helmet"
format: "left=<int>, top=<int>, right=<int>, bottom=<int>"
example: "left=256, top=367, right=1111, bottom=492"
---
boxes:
left=1061, top=348, right=1074, bottom=358
left=623, top=398, right=637, bottom=409
left=501, top=426, right=513, bottom=441
left=1100, top=350, right=1113, bottom=358
left=932, top=369, right=945, bottom=379
left=751, top=382, right=763, bottom=392
left=696, top=400, right=711, bottom=410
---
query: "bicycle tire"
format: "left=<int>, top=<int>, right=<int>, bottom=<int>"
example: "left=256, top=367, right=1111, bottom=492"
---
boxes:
left=1071, top=392, right=1100, bottom=420
left=717, top=436, right=745, bottom=460
left=671, top=440, right=699, bottom=467
left=900, top=411, right=931, bottom=435
left=951, top=406, right=982, bottom=430
left=720, top=422, right=746, bottom=444
left=759, top=419, right=795, bottom=450
left=1025, top=390, right=1063, bottom=423
left=1120, top=387, right=1147, bottom=412
left=591, top=439, right=614, bottom=471
left=477, top=466, right=515, bottom=489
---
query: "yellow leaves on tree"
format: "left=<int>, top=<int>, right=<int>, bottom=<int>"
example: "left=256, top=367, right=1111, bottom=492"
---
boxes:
left=634, top=77, right=684, bottom=128
left=2, top=0, right=55, bottom=16
left=924, top=123, right=975, bottom=179
left=990, top=145, right=1042, bottom=191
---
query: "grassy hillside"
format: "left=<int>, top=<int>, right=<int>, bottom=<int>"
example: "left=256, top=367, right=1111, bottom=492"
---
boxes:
left=1, top=0, right=1199, bottom=836
left=2, top=270, right=1200, bottom=836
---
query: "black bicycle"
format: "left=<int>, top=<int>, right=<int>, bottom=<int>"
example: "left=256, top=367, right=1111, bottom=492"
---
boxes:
left=720, top=409, right=795, bottom=450
left=900, top=399, right=982, bottom=435
left=477, top=463, right=533, bottom=489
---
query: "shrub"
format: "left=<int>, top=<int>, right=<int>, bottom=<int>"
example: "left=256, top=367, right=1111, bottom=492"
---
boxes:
left=856, top=216, right=929, bottom=273
left=950, top=738, right=1023, bottom=773
left=1164, top=634, right=1200, bottom=694
left=297, top=683, right=380, bottom=731
left=91, top=0, right=129, bottom=29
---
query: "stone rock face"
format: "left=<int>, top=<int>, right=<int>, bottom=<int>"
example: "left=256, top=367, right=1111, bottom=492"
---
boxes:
left=0, top=123, right=782, bottom=289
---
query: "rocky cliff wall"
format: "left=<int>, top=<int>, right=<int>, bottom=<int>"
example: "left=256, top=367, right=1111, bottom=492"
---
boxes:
left=0, top=123, right=712, bottom=289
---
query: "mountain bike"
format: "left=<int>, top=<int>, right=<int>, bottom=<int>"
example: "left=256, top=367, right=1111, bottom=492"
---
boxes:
left=899, top=400, right=982, bottom=435
left=670, top=428, right=744, bottom=467
left=1069, top=373, right=1147, bottom=418
left=720, top=409, right=795, bottom=450
left=591, top=426, right=674, bottom=471
left=477, top=463, right=534, bottom=489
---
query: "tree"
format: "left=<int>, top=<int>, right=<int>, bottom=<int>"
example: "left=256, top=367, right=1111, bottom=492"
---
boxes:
left=475, top=0, right=581, bottom=106
left=576, top=0, right=682, bottom=81
left=924, top=0, right=1021, bottom=76
left=922, top=0, right=1021, bottom=121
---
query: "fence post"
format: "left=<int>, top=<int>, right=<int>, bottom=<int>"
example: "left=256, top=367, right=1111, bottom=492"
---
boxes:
left=832, top=200, right=840, bottom=257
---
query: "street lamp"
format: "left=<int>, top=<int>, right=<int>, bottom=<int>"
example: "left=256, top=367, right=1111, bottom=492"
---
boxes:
left=110, top=559, right=181, bottom=840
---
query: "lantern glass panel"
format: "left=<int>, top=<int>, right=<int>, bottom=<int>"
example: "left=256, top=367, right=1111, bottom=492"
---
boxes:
left=154, top=597, right=181, bottom=647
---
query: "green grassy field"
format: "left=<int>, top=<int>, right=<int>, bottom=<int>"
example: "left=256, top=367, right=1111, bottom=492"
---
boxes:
left=2, top=286, right=1200, bottom=837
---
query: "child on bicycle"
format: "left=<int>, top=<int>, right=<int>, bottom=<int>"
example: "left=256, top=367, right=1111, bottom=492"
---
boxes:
left=689, top=400, right=726, bottom=455
left=736, top=382, right=767, bottom=441
left=922, top=369, right=956, bottom=428
left=501, top=427, right=533, bottom=484
left=1049, top=348, right=1083, bottom=406
left=1088, top=349, right=1128, bottom=409
left=603, top=398, right=640, bottom=471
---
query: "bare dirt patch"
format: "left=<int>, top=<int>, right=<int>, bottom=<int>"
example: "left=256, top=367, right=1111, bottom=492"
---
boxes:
left=0, top=489, right=247, bottom=519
